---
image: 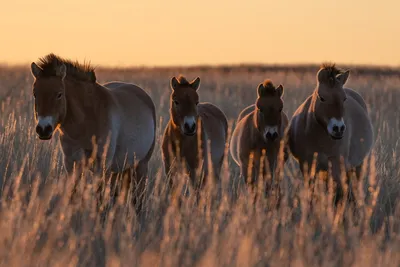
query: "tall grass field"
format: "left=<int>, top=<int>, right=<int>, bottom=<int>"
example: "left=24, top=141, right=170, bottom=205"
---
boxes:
left=0, top=64, right=399, bottom=266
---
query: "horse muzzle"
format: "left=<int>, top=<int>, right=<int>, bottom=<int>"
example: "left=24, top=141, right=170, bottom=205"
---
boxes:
left=36, top=124, right=54, bottom=140
left=183, top=116, right=197, bottom=136
left=327, top=118, right=346, bottom=140
left=265, top=132, right=279, bottom=141
left=330, top=133, right=344, bottom=140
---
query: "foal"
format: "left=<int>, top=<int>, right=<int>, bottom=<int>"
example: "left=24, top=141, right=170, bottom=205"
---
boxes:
left=161, top=75, right=228, bottom=190
left=30, top=53, right=156, bottom=213
left=288, top=63, right=374, bottom=205
left=230, top=79, right=289, bottom=186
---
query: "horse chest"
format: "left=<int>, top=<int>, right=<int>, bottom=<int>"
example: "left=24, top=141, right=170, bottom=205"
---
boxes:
left=181, top=139, right=202, bottom=167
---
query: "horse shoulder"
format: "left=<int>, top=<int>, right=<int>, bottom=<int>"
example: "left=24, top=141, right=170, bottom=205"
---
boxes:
left=161, top=122, right=174, bottom=153
left=161, top=122, right=175, bottom=162
left=236, top=113, right=257, bottom=157
left=287, top=96, right=313, bottom=159
left=289, top=98, right=309, bottom=138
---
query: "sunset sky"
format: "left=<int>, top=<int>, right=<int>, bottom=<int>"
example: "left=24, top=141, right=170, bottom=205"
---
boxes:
left=0, top=0, right=399, bottom=67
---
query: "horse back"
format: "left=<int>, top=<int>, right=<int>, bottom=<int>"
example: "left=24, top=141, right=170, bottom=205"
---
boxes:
left=237, top=104, right=255, bottom=123
left=345, top=88, right=368, bottom=111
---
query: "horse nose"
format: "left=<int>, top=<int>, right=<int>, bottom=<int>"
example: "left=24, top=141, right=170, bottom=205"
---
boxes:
left=328, top=118, right=346, bottom=139
left=184, top=122, right=196, bottom=133
left=266, top=132, right=278, bottom=141
left=332, top=124, right=346, bottom=135
left=36, top=124, right=53, bottom=138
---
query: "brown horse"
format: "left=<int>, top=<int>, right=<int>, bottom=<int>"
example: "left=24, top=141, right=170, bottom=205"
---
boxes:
left=30, top=53, right=156, bottom=212
left=230, top=80, right=289, bottom=185
left=288, top=63, right=374, bottom=205
left=161, top=75, right=228, bottom=190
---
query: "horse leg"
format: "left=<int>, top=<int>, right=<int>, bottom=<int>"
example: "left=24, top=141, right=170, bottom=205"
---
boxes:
left=163, top=155, right=179, bottom=196
left=346, top=168, right=359, bottom=206
left=132, top=160, right=149, bottom=215
left=330, top=159, right=345, bottom=207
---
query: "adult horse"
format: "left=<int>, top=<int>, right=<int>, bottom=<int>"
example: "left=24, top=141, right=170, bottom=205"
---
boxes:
left=30, top=53, right=156, bottom=212
left=161, top=75, right=228, bottom=190
left=230, top=79, right=289, bottom=186
left=288, top=63, right=374, bottom=205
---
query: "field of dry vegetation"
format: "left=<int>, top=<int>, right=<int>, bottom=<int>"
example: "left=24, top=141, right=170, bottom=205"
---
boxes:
left=0, top=64, right=399, bottom=266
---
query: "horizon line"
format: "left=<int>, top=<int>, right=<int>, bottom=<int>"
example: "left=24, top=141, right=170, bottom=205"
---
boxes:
left=1, top=61, right=399, bottom=70
left=0, top=59, right=400, bottom=69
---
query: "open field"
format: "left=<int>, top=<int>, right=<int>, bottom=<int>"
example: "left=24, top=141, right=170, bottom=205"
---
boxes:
left=0, top=64, right=399, bottom=266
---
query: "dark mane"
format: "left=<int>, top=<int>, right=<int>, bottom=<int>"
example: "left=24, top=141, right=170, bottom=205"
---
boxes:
left=36, top=53, right=96, bottom=83
left=321, top=63, right=343, bottom=76
left=258, top=79, right=277, bottom=97
left=319, top=63, right=344, bottom=87
left=176, top=75, right=191, bottom=86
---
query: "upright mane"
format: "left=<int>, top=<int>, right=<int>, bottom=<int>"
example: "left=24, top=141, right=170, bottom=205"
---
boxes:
left=321, top=63, right=343, bottom=76
left=35, top=53, right=96, bottom=83
left=176, top=75, right=191, bottom=86
left=258, top=79, right=278, bottom=97
left=318, top=63, right=345, bottom=87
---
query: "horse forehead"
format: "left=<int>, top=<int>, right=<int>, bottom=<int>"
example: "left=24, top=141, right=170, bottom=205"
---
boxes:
left=257, top=97, right=281, bottom=107
left=174, top=89, right=198, bottom=101
left=318, top=83, right=345, bottom=96
left=34, top=77, right=61, bottom=91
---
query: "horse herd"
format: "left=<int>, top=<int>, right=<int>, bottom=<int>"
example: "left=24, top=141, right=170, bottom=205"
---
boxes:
left=29, top=53, right=374, bottom=213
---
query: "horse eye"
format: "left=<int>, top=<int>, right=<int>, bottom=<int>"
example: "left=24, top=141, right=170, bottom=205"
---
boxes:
left=319, top=95, right=326, bottom=102
left=57, top=92, right=63, bottom=99
left=173, top=100, right=179, bottom=105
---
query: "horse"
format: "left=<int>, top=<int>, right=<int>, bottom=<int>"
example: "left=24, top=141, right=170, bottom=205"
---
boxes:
left=30, top=53, right=156, bottom=213
left=287, top=63, right=374, bottom=205
left=230, top=79, right=289, bottom=188
left=161, top=75, right=228, bottom=191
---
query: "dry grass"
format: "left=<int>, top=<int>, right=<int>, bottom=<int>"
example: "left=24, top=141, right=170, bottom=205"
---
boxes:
left=0, top=65, right=399, bottom=267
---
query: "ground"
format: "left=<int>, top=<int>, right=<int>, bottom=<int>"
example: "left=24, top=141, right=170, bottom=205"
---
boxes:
left=0, top=64, right=399, bottom=266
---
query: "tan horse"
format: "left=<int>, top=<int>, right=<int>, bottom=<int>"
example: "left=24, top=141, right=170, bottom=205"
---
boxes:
left=161, top=75, right=228, bottom=190
left=230, top=80, right=289, bottom=185
left=288, top=63, right=374, bottom=204
left=30, top=53, right=156, bottom=212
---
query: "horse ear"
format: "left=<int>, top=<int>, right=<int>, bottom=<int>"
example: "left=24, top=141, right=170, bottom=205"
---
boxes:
left=170, top=76, right=179, bottom=90
left=190, top=77, right=201, bottom=91
left=276, top=84, right=284, bottom=97
left=336, top=70, right=350, bottom=86
left=56, top=64, right=67, bottom=80
left=257, top=83, right=264, bottom=97
left=31, top=62, right=42, bottom=78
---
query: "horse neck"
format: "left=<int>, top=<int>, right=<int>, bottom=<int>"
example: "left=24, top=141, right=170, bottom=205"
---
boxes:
left=60, top=79, right=98, bottom=139
left=306, top=92, right=324, bottom=131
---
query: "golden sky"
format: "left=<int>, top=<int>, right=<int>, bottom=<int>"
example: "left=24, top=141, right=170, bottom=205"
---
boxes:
left=0, top=0, right=399, bottom=67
